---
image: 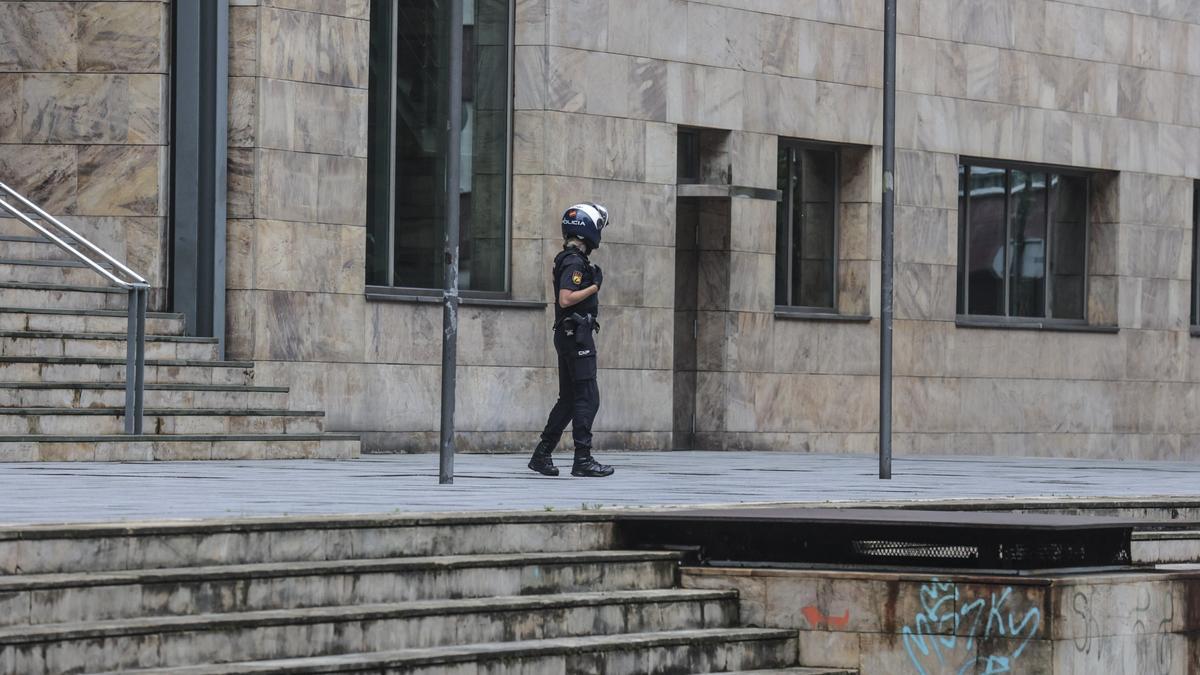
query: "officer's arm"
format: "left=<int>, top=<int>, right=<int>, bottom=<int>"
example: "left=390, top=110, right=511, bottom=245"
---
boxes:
left=558, top=285, right=598, bottom=308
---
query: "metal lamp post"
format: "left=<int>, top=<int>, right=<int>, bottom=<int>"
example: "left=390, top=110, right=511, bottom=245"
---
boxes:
left=439, top=0, right=465, bottom=484
left=880, top=0, right=897, bottom=480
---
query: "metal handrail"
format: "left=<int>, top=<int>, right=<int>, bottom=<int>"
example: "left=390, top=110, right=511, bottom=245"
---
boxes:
left=0, top=182, right=148, bottom=287
left=0, top=181, right=148, bottom=434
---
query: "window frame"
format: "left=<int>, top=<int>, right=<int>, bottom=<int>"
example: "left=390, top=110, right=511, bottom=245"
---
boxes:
left=775, top=138, right=841, bottom=313
left=957, top=157, right=1092, bottom=327
left=365, top=0, right=516, bottom=300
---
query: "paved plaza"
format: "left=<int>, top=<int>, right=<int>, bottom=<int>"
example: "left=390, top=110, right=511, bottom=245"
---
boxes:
left=0, top=452, right=1198, bottom=525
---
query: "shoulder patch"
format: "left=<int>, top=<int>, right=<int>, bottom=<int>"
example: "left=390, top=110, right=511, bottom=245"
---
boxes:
left=571, top=270, right=584, bottom=285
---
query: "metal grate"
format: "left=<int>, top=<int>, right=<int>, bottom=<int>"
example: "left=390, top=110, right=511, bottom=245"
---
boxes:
left=617, top=508, right=1137, bottom=572
left=853, top=540, right=979, bottom=561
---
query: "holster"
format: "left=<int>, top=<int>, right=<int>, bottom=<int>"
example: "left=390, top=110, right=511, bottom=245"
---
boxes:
left=568, top=312, right=600, bottom=334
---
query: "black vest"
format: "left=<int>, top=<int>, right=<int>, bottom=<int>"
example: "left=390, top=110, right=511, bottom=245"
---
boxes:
left=552, top=248, right=598, bottom=324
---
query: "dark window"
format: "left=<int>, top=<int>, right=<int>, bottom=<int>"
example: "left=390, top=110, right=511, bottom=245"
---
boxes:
left=366, top=0, right=511, bottom=293
left=677, top=129, right=700, bottom=184
left=958, top=161, right=1089, bottom=321
left=776, top=141, right=838, bottom=309
left=1193, top=182, right=1200, bottom=327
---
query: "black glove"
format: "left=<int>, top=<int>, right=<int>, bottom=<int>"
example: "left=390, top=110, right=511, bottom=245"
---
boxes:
left=591, top=264, right=603, bottom=289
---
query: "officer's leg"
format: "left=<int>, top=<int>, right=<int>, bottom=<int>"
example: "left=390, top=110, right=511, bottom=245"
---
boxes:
left=568, top=351, right=613, bottom=478
left=539, top=337, right=574, bottom=443
left=530, top=335, right=573, bottom=476
left=570, top=379, right=599, bottom=449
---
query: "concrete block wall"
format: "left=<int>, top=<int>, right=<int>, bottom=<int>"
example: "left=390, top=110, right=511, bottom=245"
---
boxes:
left=0, top=0, right=170, bottom=303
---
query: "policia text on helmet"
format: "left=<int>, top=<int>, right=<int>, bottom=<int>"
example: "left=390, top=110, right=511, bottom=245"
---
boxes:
left=528, top=203, right=615, bottom=478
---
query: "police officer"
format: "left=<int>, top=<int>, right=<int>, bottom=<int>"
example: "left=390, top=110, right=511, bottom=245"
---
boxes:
left=528, top=203, right=615, bottom=478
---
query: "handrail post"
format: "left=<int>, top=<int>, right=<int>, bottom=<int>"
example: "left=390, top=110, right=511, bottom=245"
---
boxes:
left=134, top=286, right=147, bottom=434
left=123, top=286, right=148, bottom=435
left=125, top=288, right=138, bottom=434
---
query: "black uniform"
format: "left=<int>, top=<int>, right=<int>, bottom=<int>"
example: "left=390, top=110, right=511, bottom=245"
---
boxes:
left=539, top=247, right=600, bottom=451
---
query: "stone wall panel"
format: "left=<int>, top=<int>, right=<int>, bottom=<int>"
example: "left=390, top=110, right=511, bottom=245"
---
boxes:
left=229, top=5, right=259, bottom=77
left=513, top=45, right=546, bottom=111
left=255, top=289, right=365, bottom=362
left=259, top=8, right=368, bottom=88
left=666, top=62, right=744, bottom=130
left=77, top=2, right=167, bottom=73
left=547, top=0, right=608, bottom=51
left=0, top=2, right=78, bottom=72
left=894, top=262, right=956, bottom=321
left=242, top=219, right=364, bottom=294
left=728, top=198, right=775, bottom=254
left=228, top=76, right=258, bottom=147
left=315, top=154, right=367, bottom=225
left=76, top=144, right=163, bottom=216
left=685, top=3, right=764, bottom=73
left=19, top=74, right=151, bottom=144
left=456, top=365, right=559, bottom=430
left=751, top=373, right=876, bottom=433
left=0, top=144, right=77, bottom=214
left=456, top=306, right=551, bottom=369
left=364, top=301, right=442, bottom=366
left=255, top=148, right=319, bottom=222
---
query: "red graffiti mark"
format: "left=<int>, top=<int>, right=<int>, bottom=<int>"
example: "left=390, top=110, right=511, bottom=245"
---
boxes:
left=802, top=605, right=851, bottom=628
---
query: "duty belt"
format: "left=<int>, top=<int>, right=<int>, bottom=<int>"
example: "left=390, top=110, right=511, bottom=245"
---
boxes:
left=555, top=312, right=600, bottom=334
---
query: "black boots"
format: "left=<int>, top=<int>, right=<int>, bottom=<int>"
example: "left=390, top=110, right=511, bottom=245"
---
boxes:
left=529, top=442, right=615, bottom=478
left=527, top=440, right=559, bottom=476
left=571, top=451, right=614, bottom=478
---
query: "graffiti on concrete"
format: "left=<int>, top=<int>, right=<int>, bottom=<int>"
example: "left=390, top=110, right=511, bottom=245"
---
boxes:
left=1133, top=586, right=1175, bottom=675
left=1070, top=589, right=1101, bottom=658
left=801, top=605, right=850, bottom=629
left=901, top=578, right=1041, bottom=675
left=1072, top=585, right=1175, bottom=675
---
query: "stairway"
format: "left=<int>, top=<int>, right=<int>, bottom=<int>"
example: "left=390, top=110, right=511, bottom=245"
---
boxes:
left=0, top=235, right=359, bottom=461
left=0, top=513, right=851, bottom=674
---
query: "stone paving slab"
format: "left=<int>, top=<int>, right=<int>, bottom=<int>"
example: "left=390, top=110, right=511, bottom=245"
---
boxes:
left=0, top=452, right=1198, bottom=525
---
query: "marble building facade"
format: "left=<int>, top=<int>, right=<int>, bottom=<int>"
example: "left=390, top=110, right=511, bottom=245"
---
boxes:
left=3, top=0, right=1200, bottom=459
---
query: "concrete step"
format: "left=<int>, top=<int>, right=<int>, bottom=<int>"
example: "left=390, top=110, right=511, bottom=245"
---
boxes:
left=712, top=669, right=857, bottom=674
left=97, top=628, right=798, bottom=675
left=0, top=382, right=288, bottom=409
left=1133, top=529, right=1200, bottom=564
left=0, top=357, right=254, bottom=385
left=705, top=662, right=859, bottom=667
left=0, top=589, right=739, bottom=674
left=0, top=433, right=358, bottom=462
left=0, top=550, right=681, bottom=626
left=0, top=330, right=219, bottom=361
left=0, top=513, right=618, bottom=575
left=0, top=408, right=324, bottom=435
left=0, top=307, right=185, bottom=335
left=0, top=258, right=119, bottom=286
left=0, top=281, right=128, bottom=312
left=0, top=235, right=84, bottom=263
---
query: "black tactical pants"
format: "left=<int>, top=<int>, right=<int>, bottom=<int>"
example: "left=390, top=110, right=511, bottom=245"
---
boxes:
left=539, top=328, right=599, bottom=452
